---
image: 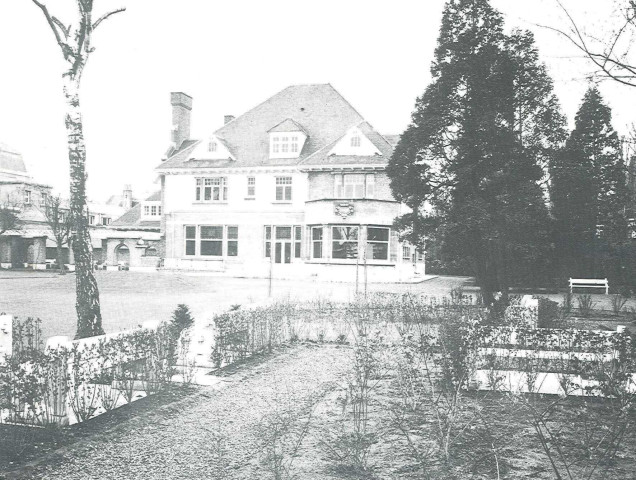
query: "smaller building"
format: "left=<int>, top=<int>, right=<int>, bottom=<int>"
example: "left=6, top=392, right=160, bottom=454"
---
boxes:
left=104, top=192, right=164, bottom=270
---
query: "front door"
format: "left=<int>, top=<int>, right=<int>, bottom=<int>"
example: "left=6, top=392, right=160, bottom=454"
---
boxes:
left=274, top=242, right=292, bottom=264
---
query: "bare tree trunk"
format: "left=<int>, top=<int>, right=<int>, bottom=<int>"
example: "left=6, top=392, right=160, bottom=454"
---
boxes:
left=64, top=77, right=104, bottom=338
left=56, top=243, right=66, bottom=276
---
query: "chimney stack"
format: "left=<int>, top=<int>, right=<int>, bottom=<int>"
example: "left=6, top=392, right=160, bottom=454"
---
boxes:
left=224, top=115, right=235, bottom=125
left=170, top=92, right=193, bottom=150
left=122, top=184, right=133, bottom=210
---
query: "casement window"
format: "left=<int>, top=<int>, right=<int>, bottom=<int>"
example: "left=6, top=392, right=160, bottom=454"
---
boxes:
left=332, top=226, right=359, bottom=259
left=334, top=173, right=375, bottom=199
left=185, top=225, right=238, bottom=256
left=151, top=205, right=158, bottom=216
left=144, top=204, right=162, bottom=216
left=209, top=141, right=217, bottom=152
left=196, top=177, right=227, bottom=202
left=185, top=226, right=196, bottom=255
left=294, top=226, right=302, bottom=258
left=312, top=227, right=323, bottom=259
left=264, top=226, right=272, bottom=258
left=40, top=193, right=47, bottom=207
left=24, top=190, right=31, bottom=205
left=271, top=135, right=300, bottom=156
left=227, top=226, right=238, bottom=256
left=350, top=135, right=361, bottom=147
left=89, top=215, right=96, bottom=225
left=275, top=177, right=292, bottom=201
left=247, top=176, right=255, bottom=197
left=402, top=245, right=411, bottom=261
left=144, top=205, right=150, bottom=216
left=102, top=217, right=111, bottom=226
left=366, top=227, right=389, bottom=260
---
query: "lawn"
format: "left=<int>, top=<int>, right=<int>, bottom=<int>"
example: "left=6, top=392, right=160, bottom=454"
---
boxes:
left=0, top=271, right=468, bottom=340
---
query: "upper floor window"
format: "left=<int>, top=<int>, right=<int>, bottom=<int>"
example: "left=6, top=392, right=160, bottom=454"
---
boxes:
left=350, top=135, right=361, bottom=147
left=40, top=193, right=47, bottom=207
left=334, top=173, right=375, bottom=199
left=275, top=176, right=292, bottom=201
left=89, top=215, right=96, bottom=225
left=102, top=217, right=111, bottom=226
left=270, top=133, right=304, bottom=158
left=143, top=204, right=162, bottom=217
left=24, top=190, right=31, bottom=205
left=247, top=177, right=255, bottom=198
left=208, top=141, right=217, bottom=152
left=196, top=177, right=228, bottom=202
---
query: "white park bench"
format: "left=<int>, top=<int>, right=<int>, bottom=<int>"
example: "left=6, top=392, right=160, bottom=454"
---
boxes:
left=569, top=278, right=609, bottom=295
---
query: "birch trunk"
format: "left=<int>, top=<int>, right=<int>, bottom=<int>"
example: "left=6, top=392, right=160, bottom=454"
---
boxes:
left=64, top=77, right=104, bottom=338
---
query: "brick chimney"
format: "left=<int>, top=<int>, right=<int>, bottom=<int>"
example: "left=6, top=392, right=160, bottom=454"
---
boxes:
left=224, top=115, right=235, bottom=125
left=170, top=92, right=193, bottom=150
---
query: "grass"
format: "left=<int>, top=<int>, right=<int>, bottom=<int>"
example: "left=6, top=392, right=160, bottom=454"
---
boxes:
left=0, top=271, right=466, bottom=340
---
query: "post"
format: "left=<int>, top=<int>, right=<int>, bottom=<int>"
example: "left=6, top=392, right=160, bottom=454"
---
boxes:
left=268, top=247, right=274, bottom=297
left=364, top=244, right=368, bottom=298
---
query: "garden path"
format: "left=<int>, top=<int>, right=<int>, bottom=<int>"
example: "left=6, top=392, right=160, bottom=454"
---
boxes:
left=11, top=344, right=351, bottom=480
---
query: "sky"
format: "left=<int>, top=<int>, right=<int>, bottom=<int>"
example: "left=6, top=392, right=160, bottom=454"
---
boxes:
left=0, top=0, right=634, bottom=202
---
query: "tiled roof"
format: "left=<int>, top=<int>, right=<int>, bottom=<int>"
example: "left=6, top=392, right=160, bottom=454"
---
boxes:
left=110, top=192, right=161, bottom=230
left=0, top=142, right=28, bottom=176
left=300, top=122, right=394, bottom=167
left=268, top=118, right=308, bottom=134
left=382, top=134, right=401, bottom=147
left=158, top=84, right=389, bottom=170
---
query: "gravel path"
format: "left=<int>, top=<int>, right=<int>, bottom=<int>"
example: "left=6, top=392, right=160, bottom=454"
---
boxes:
left=16, top=345, right=351, bottom=480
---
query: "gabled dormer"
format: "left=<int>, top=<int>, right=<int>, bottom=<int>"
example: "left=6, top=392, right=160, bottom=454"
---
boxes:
left=188, top=135, right=235, bottom=161
left=268, top=119, right=308, bottom=159
left=328, top=126, right=381, bottom=157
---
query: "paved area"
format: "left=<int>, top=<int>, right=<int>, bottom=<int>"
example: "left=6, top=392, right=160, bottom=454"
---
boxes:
left=0, top=270, right=468, bottom=340
left=14, top=344, right=351, bottom=480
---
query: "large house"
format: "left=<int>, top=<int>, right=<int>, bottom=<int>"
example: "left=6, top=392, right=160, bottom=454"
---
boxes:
left=156, top=84, right=424, bottom=281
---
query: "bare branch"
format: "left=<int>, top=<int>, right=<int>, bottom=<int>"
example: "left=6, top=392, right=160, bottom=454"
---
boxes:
left=93, top=8, right=126, bottom=30
left=51, top=16, right=70, bottom=39
left=31, top=0, right=74, bottom=60
left=539, top=0, right=636, bottom=88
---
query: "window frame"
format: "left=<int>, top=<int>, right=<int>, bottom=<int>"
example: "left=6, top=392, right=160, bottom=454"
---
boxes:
left=332, top=225, right=360, bottom=260
left=184, top=224, right=239, bottom=257
left=366, top=226, right=390, bottom=260
left=311, top=227, right=323, bottom=259
left=334, top=173, right=375, bottom=199
left=247, top=176, right=256, bottom=198
left=275, top=176, right=293, bottom=202
left=195, top=177, right=228, bottom=203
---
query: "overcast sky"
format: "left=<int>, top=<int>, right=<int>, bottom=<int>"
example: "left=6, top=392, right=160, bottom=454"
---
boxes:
left=0, top=0, right=634, bottom=202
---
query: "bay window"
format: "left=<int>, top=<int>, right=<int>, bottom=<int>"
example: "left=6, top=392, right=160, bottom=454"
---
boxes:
left=312, top=227, right=323, bottom=259
left=332, top=226, right=359, bottom=259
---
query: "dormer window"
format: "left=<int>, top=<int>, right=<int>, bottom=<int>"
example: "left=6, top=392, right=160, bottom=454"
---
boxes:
left=268, top=119, right=308, bottom=159
left=351, top=135, right=361, bottom=147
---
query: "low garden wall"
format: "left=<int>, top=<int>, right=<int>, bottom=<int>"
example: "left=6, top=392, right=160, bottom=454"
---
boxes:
left=0, top=316, right=182, bottom=426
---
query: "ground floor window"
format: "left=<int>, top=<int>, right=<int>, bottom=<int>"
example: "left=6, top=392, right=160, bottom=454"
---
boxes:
left=309, top=224, right=392, bottom=262
left=264, top=225, right=302, bottom=263
left=366, top=227, right=389, bottom=260
left=312, top=227, right=323, bottom=259
left=184, top=225, right=238, bottom=257
left=332, top=226, right=359, bottom=259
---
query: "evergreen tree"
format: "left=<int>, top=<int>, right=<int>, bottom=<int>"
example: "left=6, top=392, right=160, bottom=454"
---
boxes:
left=388, top=0, right=566, bottom=303
left=551, top=87, right=629, bottom=281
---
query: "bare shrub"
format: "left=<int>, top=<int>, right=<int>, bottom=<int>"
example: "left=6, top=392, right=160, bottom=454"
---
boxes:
left=577, top=294, right=596, bottom=317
